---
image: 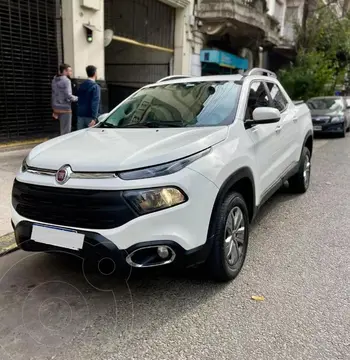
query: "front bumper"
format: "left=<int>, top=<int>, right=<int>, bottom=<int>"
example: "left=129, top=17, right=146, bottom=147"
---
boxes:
left=13, top=220, right=208, bottom=269
left=11, top=167, right=219, bottom=267
left=313, top=121, right=344, bottom=133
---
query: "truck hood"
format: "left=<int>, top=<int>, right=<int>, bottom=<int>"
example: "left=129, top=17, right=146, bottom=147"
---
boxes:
left=28, top=127, right=228, bottom=172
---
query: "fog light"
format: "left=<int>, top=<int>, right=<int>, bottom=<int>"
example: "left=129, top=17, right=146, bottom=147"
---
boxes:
left=157, top=246, right=169, bottom=259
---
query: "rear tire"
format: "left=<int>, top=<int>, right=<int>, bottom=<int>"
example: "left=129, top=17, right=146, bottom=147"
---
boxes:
left=206, top=192, right=249, bottom=282
left=288, top=147, right=311, bottom=193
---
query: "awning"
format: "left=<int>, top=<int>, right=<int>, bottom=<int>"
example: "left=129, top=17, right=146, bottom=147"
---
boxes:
left=200, top=49, right=248, bottom=70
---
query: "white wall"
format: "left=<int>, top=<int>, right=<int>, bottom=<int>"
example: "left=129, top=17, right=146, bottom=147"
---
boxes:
left=174, top=0, right=205, bottom=76
left=61, top=0, right=105, bottom=80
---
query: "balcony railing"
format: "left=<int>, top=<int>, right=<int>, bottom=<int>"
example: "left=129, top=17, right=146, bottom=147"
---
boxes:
left=197, top=0, right=280, bottom=45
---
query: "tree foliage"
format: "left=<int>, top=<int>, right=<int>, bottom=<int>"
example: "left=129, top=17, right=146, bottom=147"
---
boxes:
left=279, top=51, right=335, bottom=100
left=278, top=5, right=350, bottom=99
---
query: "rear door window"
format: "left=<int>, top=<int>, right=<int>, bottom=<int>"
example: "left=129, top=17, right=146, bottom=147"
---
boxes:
left=244, top=81, right=271, bottom=120
left=266, top=83, right=288, bottom=112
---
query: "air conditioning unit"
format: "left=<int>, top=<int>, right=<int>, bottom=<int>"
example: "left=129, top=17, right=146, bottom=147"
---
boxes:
left=81, top=0, right=101, bottom=11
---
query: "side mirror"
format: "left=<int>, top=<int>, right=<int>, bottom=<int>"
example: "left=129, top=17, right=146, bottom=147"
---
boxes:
left=98, top=113, right=109, bottom=122
left=246, top=107, right=280, bottom=127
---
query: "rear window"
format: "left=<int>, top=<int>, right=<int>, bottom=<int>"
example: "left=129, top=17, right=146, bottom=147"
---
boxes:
left=100, top=81, right=242, bottom=128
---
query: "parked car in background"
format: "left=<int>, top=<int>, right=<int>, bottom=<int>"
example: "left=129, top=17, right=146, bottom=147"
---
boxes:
left=12, top=68, right=313, bottom=282
left=307, top=96, right=350, bottom=137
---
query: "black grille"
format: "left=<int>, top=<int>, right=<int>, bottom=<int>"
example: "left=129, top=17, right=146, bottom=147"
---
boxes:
left=0, top=0, right=61, bottom=141
left=12, top=180, right=137, bottom=230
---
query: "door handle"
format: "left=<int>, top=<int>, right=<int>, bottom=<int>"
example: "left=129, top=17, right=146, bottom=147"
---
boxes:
left=293, top=116, right=298, bottom=123
left=275, top=125, right=282, bottom=134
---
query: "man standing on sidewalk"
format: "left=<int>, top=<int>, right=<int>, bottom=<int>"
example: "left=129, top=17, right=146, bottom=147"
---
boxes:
left=51, top=64, right=78, bottom=135
left=77, top=65, right=101, bottom=129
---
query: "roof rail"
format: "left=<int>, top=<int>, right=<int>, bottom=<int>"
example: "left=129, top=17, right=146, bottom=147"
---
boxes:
left=156, top=75, right=191, bottom=83
left=244, top=68, right=277, bottom=78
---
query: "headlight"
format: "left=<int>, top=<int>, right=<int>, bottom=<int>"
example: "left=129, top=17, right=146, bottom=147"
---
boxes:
left=21, top=157, right=28, bottom=173
left=331, top=116, right=344, bottom=123
left=123, top=187, right=187, bottom=215
left=118, top=148, right=211, bottom=180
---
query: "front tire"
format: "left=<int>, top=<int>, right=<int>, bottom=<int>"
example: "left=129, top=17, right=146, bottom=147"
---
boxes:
left=288, top=147, right=311, bottom=193
left=340, top=123, right=346, bottom=138
left=206, top=192, right=249, bottom=282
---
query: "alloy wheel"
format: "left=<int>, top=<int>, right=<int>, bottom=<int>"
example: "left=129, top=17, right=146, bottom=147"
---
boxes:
left=303, top=154, right=311, bottom=189
left=224, top=206, right=246, bottom=268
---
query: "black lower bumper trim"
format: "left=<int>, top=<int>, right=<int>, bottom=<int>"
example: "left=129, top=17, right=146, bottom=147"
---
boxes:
left=313, top=122, right=344, bottom=132
left=14, top=221, right=208, bottom=269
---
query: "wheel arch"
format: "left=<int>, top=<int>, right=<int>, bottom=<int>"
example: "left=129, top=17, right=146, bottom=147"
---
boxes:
left=303, top=130, right=313, bottom=158
left=211, top=167, right=256, bottom=224
left=200, top=167, right=256, bottom=263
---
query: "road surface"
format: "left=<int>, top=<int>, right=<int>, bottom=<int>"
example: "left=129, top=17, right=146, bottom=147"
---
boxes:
left=0, top=137, right=349, bottom=360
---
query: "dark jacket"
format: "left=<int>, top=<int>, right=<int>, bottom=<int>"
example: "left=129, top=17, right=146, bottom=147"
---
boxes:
left=69, top=77, right=79, bottom=130
left=51, top=75, right=78, bottom=113
left=77, top=79, right=101, bottom=119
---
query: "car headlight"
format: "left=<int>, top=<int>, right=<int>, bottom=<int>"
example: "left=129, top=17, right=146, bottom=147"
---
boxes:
left=123, top=187, right=187, bottom=215
left=21, top=157, right=28, bottom=173
left=118, top=148, right=211, bottom=180
left=331, top=116, right=344, bottom=123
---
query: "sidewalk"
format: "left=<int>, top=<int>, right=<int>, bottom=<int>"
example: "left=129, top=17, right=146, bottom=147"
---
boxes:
left=0, top=144, right=36, bottom=254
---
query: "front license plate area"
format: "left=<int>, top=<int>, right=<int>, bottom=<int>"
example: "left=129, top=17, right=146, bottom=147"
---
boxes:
left=313, top=125, right=322, bottom=131
left=31, top=224, right=84, bottom=251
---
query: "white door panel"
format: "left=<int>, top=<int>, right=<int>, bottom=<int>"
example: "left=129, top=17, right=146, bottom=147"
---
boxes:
left=267, top=84, right=298, bottom=174
left=247, top=122, right=282, bottom=195
left=244, top=80, right=284, bottom=199
left=279, top=109, right=299, bottom=171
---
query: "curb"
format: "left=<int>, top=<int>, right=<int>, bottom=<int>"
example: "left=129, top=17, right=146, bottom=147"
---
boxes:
left=0, top=232, right=18, bottom=257
left=0, top=244, right=18, bottom=257
left=0, top=138, right=49, bottom=151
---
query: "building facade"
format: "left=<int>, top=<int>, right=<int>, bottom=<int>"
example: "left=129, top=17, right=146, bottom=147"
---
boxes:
left=61, top=0, right=202, bottom=110
left=0, top=0, right=202, bottom=141
left=0, top=0, right=305, bottom=141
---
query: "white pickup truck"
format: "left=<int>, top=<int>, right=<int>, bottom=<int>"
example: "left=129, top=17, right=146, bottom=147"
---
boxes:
left=12, top=68, right=313, bottom=282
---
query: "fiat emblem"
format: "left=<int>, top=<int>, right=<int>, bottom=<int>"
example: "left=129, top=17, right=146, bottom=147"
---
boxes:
left=55, top=165, right=72, bottom=185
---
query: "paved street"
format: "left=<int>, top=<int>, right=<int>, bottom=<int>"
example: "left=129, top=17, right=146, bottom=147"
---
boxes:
left=0, top=137, right=349, bottom=360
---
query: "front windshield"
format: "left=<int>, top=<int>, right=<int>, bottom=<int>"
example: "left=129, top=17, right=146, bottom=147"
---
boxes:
left=100, top=81, right=241, bottom=128
left=307, top=98, right=344, bottom=111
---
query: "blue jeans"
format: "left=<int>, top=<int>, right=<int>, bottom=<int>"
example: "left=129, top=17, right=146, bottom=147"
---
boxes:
left=77, top=116, right=93, bottom=130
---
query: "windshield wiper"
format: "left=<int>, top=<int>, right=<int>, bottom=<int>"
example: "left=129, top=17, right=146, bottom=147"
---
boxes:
left=120, top=121, right=184, bottom=128
left=154, top=121, right=184, bottom=128
left=99, top=122, right=116, bottom=128
left=100, top=121, right=184, bottom=129
left=99, top=122, right=150, bottom=128
left=119, top=123, right=155, bottom=128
